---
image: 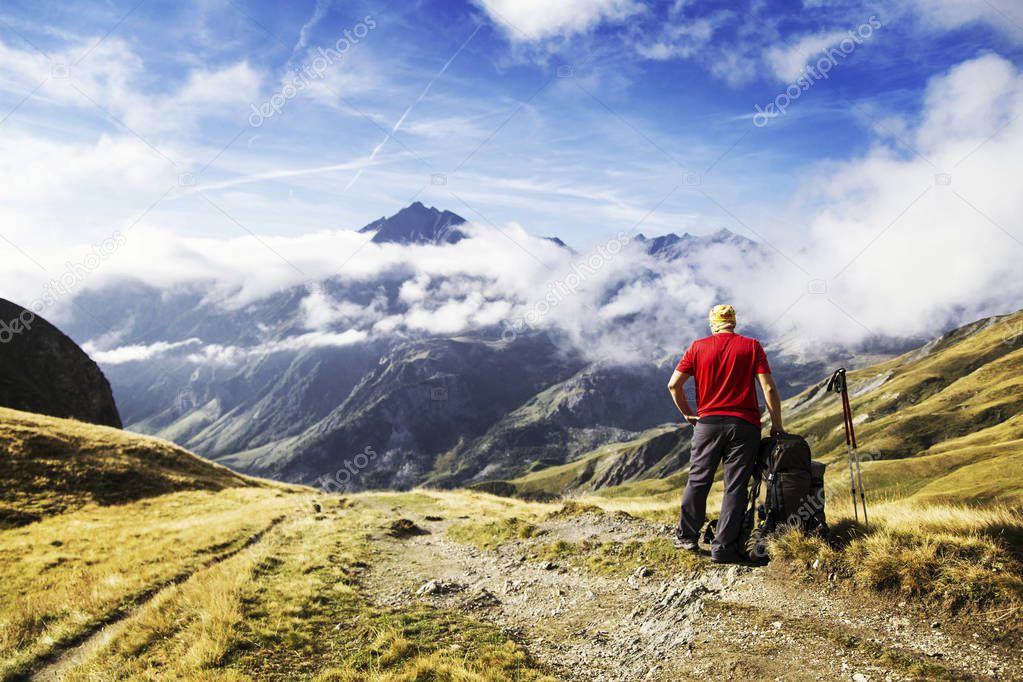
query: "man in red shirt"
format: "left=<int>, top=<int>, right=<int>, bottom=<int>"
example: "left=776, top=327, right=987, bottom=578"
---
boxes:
left=667, top=304, right=784, bottom=563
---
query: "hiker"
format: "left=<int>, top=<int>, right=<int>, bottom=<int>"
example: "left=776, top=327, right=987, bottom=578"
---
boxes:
left=667, top=304, right=784, bottom=563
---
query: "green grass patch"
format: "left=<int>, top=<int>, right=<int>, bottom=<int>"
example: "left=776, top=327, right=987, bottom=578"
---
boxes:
left=446, top=516, right=544, bottom=550
left=535, top=537, right=702, bottom=577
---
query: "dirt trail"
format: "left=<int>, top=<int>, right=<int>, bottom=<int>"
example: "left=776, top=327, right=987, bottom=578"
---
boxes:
left=26, top=515, right=288, bottom=682
left=363, top=512, right=1021, bottom=682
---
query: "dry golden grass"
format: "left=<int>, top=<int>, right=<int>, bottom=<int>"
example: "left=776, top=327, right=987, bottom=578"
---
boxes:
left=63, top=497, right=555, bottom=681
left=358, top=488, right=558, bottom=520
left=61, top=517, right=287, bottom=681
left=0, top=406, right=286, bottom=527
left=0, top=487, right=308, bottom=679
left=771, top=501, right=1023, bottom=629
left=0, top=407, right=555, bottom=680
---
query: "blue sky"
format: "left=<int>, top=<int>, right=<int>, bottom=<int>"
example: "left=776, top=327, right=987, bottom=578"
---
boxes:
left=2, top=0, right=1020, bottom=250
left=2, top=0, right=1023, bottom=346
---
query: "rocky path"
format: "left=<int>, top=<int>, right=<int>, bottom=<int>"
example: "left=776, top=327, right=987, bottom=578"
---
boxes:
left=363, top=511, right=1021, bottom=682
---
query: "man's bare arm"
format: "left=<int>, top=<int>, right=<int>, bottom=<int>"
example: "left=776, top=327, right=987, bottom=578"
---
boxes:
left=756, top=372, right=785, bottom=435
left=668, top=370, right=698, bottom=426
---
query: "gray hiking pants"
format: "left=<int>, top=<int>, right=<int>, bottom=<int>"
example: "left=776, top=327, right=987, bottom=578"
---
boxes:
left=677, top=420, right=760, bottom=559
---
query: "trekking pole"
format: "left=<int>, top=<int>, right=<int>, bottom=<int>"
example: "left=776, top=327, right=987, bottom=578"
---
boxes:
left=844, top=386, right=869, bottom=525
left=827, top=368, right=868, bottom=524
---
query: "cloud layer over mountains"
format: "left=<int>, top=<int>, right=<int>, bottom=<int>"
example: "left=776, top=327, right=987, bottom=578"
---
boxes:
left=3, top=49, right=1021, bottom=365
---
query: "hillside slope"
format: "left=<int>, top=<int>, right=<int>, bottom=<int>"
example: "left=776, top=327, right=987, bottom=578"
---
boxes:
left=0, top=407, right=267, bottom=527
left=219, top=334, right=587, bottom=488
left=438, top=363, right=683, bottom=488
left=784, top=308, right=1023, bottom=506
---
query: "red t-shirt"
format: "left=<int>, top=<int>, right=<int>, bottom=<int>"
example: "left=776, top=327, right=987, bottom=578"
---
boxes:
left=675, top=333, right=771, bottom=427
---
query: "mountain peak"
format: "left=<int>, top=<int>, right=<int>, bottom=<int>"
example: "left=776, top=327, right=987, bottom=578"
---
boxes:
left=638, top=227, right=755, bottom=258
left=359, top=203, right=468, bottom=245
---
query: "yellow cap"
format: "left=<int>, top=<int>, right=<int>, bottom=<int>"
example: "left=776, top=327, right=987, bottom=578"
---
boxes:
left=709, top=304, right=737, bottom=332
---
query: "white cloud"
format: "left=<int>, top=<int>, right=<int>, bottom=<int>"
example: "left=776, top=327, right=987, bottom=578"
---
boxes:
left=293, top=0, right=332, bottom=57
left=85, top=338, right=202, bottom=364
left=635, top=13, right=727, bottom=61
left=472, top=0, right=643, bottom=42
left=300, top=285, right=389, bottom=330
left=629, top=6, right=770, bottom=87
left=0, top=37, right=262, bottom=136
left=765, top=30, right=848, bottom=82
left=900, top=0, right=1023, bottom=41
left=90, top=329, right=370, bottom=365
left=732, top=53, right=1023, bottom=346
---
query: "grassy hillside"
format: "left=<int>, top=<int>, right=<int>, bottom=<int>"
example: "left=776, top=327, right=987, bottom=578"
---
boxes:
left=783, top=308, right=1023, bottom=508
left=0, top=407, right=278, bottom=528
left=0, top=409, right=556, bottom=681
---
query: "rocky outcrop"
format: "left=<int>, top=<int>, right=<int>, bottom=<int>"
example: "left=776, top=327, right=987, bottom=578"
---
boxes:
left=0, top=298, right=121, bottom=428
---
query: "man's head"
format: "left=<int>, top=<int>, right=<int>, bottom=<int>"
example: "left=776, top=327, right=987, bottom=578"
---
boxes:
left=709, top=304, right=737, bottom=333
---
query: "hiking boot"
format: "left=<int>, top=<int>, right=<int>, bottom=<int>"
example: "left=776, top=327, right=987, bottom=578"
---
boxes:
left=710, top=546, right=744, bottom=564
left=674, top=537, right=698, bottom=552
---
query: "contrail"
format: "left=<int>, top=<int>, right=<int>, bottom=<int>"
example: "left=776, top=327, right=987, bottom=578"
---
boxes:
left=176, top=159, right=373, bottom=196
left=292, top=0, right=332, bottom=60
left=343, top=24, right=482, bottom=192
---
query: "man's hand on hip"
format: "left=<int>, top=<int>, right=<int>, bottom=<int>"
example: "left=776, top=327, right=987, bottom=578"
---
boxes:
left=682, top=414, right=699, bottom=427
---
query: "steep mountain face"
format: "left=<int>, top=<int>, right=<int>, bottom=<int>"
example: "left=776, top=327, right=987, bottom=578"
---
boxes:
left=359, top=201, right=468, bottom=245
left=218, top=333, right=587, bottom=488
left=439, top=361, right=683, bottom=486
left=0, top=298, right=121, bottom=428
left=481, top=423, right=690, bottom=499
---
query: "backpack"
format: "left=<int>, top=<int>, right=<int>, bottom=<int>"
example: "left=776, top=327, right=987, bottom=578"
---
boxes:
left=704, top=434, right=827, bottom=562
left=759, top=435, right=827, bottom=532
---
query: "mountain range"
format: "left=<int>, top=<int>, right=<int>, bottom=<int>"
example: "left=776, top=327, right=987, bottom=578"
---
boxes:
left=55, top=203, right=884, bottom=490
